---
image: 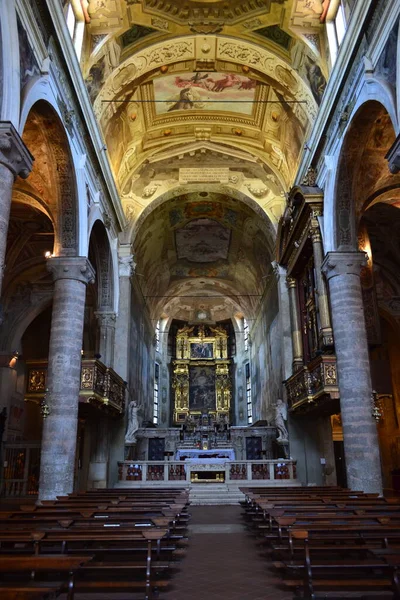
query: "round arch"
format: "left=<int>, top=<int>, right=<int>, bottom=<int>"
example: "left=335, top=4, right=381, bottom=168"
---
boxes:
left=128, top=184, right=277, bottom=247
left=331, top=97, right=398, bottom=251
left=88, top=219, right=115, bottom=313
left=20, top=98, right=80, bottom=257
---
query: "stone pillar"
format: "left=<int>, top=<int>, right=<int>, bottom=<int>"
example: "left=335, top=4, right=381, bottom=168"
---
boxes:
left=310, top=220, right=333, bottom=348
left=108, top=244, right=135, bottom=487
left=38, top=257, right=95, bottom=500
left=286, top=277, right=303, bottom=371
left=94, top=311, right=116, bottom=368
left=0, top=122, right=33, bottom=299
left=322, top=251, right=382, bottom=494
left=275, top=264, right=294, bottom=381
left=114, top=245, right=135, bottom=383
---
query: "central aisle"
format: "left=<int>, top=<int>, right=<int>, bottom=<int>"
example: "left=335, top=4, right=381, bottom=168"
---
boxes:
left=163, top=505, right=293, bottom=600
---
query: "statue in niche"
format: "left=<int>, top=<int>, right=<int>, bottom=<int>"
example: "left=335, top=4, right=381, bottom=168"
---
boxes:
left=125, top=400, right=140, bottom=444
left=274, top=398, right=289, bottom=442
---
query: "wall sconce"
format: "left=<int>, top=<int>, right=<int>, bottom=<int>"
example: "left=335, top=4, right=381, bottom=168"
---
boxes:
left=44, top=251, right=53, bottom=259
left=9, top=351, right=19, bottom=369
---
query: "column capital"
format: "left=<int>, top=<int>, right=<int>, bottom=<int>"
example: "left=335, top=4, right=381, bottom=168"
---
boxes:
left=321, top=251, right=367, bottom=280
left=118, top=245, right=136, bottom=277
left=0, top=122, right=33, bottom=178
left=286, top=276, right=297, bottom=289
left=94, top=311, right=117, bottom=327
left=46, top=256, right=96, bottom=285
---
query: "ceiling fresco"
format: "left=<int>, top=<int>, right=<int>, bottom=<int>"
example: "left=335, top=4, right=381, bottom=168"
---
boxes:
left=154, top=72, right=257, bottom=115
left=175, top=218, right=231, bottom=263
left=82, top=0, right=331, bottom=321
left=132, top=192, right=274, bottom=321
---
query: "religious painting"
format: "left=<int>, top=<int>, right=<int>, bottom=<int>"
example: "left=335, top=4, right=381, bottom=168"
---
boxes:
left=189, top=366, right=216, bottom=411
left=190, top=342, right=213, bottom=359
left=175, top=218, right=231, bottom=263
left=154, top=72, right=257, bottom=115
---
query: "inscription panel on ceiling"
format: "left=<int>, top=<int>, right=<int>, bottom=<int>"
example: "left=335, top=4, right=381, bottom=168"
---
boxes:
left=179, top=168, right=229, bottom=183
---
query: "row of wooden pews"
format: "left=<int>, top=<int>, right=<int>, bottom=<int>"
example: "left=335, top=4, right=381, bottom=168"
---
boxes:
left=0, top=486, right=190, bottom=600
left=241, top=486, right=400, bottom=599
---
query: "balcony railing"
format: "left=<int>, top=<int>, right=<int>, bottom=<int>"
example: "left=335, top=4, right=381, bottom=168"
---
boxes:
left=25, top=359, right=126, bottom=416
left=285, top=354, right=339, bottom=413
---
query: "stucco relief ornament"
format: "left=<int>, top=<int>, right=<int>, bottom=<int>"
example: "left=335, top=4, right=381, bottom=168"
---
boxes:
left=245, top=182, right=268, bottom=197
left=302, top=166, right=318, bottom=187
left=118, top=255, right=136, bottom=277
left=142, top=183, right=161, bottom=198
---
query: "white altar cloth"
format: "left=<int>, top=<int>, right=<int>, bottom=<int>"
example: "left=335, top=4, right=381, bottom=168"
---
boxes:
left=175, top=448, right=235, bottom=461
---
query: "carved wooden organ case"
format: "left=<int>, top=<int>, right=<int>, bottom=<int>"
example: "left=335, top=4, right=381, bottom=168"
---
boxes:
left=172, top=324, right=232, bottom=424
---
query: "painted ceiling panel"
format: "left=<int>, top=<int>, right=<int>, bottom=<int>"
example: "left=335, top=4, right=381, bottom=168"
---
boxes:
left=175, top=218, right=231, bottom=263
left=154, top=72, right=257, bottom=115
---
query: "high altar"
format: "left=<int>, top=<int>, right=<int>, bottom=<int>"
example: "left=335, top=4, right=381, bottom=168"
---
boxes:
left=119, top=323, right=297, bottom=486
left=172, top=323, right=231, bottom=426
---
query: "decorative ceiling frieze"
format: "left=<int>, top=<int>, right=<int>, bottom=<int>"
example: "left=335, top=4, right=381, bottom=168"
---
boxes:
left=139, top=0, right=285, bottom=25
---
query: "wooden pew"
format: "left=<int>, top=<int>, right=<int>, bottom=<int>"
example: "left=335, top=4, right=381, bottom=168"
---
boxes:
left=0, top=554, right=92, bottom=600
left=0, top=487, right=191, bottom=599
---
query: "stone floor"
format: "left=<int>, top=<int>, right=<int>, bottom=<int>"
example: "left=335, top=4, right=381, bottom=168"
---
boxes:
left=162, top=505, right=293, bottom=600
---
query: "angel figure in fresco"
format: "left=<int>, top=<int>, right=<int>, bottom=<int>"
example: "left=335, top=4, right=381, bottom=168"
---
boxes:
left=274, top=398, right=289, bottom=442
left=125, top=400, right=141, bottom=444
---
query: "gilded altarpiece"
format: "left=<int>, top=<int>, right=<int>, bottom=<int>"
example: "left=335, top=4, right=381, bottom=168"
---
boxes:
left=172, top=325, right=232, bottom=424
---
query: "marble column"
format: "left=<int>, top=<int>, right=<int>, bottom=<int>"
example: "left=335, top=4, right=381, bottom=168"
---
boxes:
left=0, top=122, right=33, bottom=299
left=286, top=277, right=303, bottom=371
left=38, top=257, right=95, bottom=500
left=94, top=311, right=116, bottom=368
left=310, top=220, right=333, bottom=348
left=322, top=251, right=382, bottom=494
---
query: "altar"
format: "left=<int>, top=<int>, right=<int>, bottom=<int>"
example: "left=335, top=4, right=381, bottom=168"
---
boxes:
left=175, top=448, right=235, bottom=462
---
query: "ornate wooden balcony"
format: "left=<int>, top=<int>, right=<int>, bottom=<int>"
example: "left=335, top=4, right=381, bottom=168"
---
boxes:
left=285, top=354, right=339, bottom=414
left=25, top=359, right=125, bottom=416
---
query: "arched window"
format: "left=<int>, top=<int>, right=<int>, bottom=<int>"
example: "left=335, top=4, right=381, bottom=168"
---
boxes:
left=245, top=362, right=253, bottom=425
left=326, top=1, right=348, bottom=65
left=64, top=1, right=85, bottom=60
left=243, top=318, right=249, bottom=352
left=153, top=363, right=160, bottom=425
left=155, top=319, right=161, bottom=352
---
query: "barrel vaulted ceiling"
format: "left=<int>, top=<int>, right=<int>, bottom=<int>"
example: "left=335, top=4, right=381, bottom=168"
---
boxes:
left=84, top=0, right=328, bottom=222
left=83, top=0, right=329, bottom=320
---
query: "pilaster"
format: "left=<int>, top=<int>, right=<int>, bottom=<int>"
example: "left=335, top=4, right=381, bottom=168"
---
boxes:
left=94, top=310, right=117, bottom=368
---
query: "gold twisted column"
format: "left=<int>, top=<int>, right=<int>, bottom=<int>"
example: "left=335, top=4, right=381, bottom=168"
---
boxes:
left=286, top=277, right=303, bottom=371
